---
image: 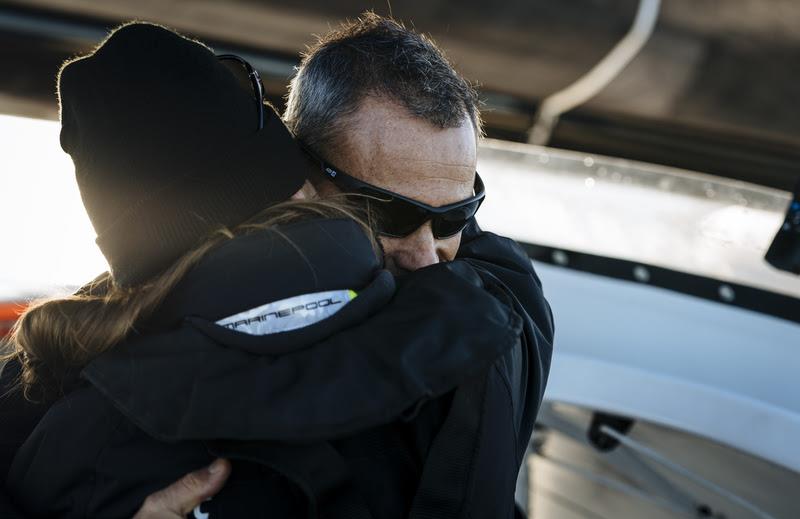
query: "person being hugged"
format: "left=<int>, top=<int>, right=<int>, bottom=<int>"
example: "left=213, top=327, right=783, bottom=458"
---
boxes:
left=3, top=22, right=539, bottom=519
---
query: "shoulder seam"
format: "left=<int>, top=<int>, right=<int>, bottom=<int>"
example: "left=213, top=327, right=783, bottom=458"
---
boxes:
left=82, top=392, right=128, bottom=519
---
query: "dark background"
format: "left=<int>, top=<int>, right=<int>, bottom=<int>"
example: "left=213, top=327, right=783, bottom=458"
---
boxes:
left=1, top=0, right=798, bottom=189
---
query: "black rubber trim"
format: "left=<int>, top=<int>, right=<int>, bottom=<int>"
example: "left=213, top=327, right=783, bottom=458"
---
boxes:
left=521, top=242, right=800, bottom=325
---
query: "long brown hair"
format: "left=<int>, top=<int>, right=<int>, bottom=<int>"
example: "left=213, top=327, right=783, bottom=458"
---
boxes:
left=3, top=197, right=376, bottom=401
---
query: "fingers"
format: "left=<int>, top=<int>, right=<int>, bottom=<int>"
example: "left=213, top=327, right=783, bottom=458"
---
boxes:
left=133, top=458, right=231, bottom=518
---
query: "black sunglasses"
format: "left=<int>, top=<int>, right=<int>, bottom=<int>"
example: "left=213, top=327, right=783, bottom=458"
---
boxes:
left=217, top=54, right=265, bottom=130
left=303, top=146, right=486, bottom=239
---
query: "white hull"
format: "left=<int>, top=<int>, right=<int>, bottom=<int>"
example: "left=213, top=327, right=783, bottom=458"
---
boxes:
left=476, top=140, right=800, bottom=518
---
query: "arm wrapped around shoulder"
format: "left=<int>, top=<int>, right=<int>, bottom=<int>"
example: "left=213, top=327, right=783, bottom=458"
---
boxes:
left=456, top=220, right=555, bottom=463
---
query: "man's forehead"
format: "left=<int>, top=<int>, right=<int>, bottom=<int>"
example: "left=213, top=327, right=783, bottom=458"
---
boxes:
left=355, top=141, right=475, bottom=206
left=367, top=155, right=474, bottom=183
left=339, top=98, right=477, bottom=205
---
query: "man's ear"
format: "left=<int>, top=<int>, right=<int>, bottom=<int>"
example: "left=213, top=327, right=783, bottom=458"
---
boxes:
left=290, top=180, right=318, bottom=200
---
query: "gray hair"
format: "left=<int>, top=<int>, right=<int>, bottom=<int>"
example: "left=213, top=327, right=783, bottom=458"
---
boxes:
left=284, top=12, right=482, bottom=159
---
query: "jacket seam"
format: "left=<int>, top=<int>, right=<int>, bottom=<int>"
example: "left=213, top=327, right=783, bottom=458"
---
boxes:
left=492, top=361, right=521, bottom=459
left=462, top=375, right=490, bottom=519
left=84, top=405, right=127, bottom=519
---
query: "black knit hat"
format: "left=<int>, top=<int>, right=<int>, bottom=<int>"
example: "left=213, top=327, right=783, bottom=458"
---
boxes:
left=58, top=22, right=311, bottom=286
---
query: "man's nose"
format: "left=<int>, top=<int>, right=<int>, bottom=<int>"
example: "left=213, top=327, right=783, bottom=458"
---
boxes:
left=385, top=224, right=440, bottom=272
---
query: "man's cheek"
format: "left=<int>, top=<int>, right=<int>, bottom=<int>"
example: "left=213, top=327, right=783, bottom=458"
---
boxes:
left=437, top=233, right=462, bottom=262
left=379, top=231, right=441, bottom=272
left=377, top=236, right=406, bottom=274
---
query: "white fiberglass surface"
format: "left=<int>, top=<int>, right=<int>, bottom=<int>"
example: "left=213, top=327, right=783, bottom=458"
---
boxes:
left=477, top=138, right=800, bottom=299
left=2, top=116, right=799, bottom=301
left=0, top=114, right=107, bottom=299
left=535, top=261, right=800, bottom=472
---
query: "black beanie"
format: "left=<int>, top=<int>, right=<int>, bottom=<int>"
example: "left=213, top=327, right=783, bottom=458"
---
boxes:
left=58, top=22, right=312, bottom=286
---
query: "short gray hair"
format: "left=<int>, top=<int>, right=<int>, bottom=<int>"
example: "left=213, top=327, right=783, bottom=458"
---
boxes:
left=284, top=12, right=482, bottom=159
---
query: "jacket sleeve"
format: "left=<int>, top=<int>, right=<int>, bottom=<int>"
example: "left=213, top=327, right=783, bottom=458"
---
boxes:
left=0, top=359, right=50, bottom=519
left=0, top=491, right=27, bottom=519
left=456, top=219, right=555, bottom=463
left=0, top=358, right=50, bottom=480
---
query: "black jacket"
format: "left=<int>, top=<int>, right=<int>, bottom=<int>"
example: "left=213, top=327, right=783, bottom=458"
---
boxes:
left=2, top=218, right=553, bottom=518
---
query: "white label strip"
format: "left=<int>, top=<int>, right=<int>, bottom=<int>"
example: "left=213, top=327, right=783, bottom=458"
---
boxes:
left=216, top=289, right=357, bottom=336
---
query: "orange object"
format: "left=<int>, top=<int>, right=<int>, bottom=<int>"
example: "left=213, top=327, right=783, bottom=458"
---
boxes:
left=0, top=302, right=26, bottom=338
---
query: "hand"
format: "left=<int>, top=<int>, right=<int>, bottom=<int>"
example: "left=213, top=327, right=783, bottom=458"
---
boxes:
left=132, top=458, right=231, bottom=519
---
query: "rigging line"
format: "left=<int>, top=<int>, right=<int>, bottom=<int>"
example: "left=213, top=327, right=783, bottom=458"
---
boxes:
left=535, top=453, right=696, bottom=518
left=528, top=0, right=661, bottom=145
left=536, top=405, right=698, bottom=514
left=600, top=425, right=777, bottom=519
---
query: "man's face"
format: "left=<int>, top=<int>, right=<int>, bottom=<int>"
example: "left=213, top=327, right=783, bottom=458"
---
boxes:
left=318, top=96, right=477, bottom=273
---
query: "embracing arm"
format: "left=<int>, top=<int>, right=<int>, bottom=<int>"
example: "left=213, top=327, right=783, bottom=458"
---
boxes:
left=3, top=460, right=230, bottom=519
left=0, top=358, right=47, bottom=518
left=0, top=358, right=47, bottom=480
left=1, top=358, right=230, bottom=518
left=457, top=219, right=555, bottom=462
left=132, top=460, right=231, bottom=519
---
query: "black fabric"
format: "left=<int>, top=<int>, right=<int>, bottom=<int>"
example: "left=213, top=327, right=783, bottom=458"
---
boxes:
left=409, top=374, right=488, bottom=519
left=0, top=360, right=47, bottom=519
left=328, top=393, right=454, bottom=517
left=3, top=218, right=553, bottom=519
left=458, top=219, right=555, bottom=464
left=207, top=441, right=372, bottom=519
left=443, top=218, right=555, bottom=519
left=0, top=360, right=37, bottom=482
left=0, top=492, right=25, bottom=519
left=81, top=259, right=520, bottom=444
left=58, top=23, right=312, bottom=285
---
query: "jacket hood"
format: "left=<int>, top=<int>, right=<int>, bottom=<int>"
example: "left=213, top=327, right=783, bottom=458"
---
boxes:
left=82, top=218, right=524, bottom=442
left=148, top=217, right=381, bottom=329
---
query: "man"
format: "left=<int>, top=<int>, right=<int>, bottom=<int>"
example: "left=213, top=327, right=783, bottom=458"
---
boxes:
left=2, top=14, right=552, bottom=518
left=283, top=13, right=553, bottom=518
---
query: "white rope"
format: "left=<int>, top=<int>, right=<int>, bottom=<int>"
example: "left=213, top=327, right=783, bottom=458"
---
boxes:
left=528, top=0, right=661, bottom=145
left=600, top=425, right=777, bottom=519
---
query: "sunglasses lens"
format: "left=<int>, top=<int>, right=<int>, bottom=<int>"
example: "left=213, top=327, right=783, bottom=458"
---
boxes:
left=433, top=200, right=482, bottom=238
left=367, top=197, right=481, bottom=239
left=366, top=198, right=429, bottom=238
left=327, top=168, right=485, bottom=240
